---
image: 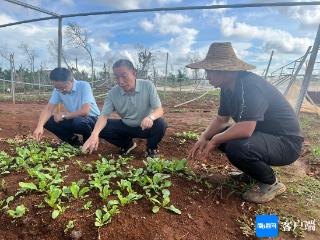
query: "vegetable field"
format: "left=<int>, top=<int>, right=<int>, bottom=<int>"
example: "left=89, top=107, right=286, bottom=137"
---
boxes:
left=0, top=92, right=319, bottom=240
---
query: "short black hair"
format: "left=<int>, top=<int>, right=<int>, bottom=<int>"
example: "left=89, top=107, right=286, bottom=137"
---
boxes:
left=50, top=67, right=73, bottom=82
left=112, top=59, right=135, bottom=71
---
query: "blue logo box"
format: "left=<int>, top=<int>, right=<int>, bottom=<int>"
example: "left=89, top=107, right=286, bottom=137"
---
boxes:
left=256, top=215, right=279, bottom=238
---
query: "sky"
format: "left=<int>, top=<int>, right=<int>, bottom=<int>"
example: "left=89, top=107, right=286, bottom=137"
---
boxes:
left=0, top=0, right=319, bottom=76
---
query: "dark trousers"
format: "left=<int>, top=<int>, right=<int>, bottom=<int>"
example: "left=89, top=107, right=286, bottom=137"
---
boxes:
left=219, top=131, right=303, bottom=184
left=99, top=118, right=167, bottom=150
left=44, top=115, right=97, bottom=144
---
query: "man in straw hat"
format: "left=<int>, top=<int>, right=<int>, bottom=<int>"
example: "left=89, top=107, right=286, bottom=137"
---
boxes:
left=187, top=42, right=303, bottom=203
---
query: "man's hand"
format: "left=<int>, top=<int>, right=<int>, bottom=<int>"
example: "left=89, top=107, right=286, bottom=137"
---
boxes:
left=82, top=134, right=99, bottom=154
left=203, top=138, right=219, bottom=159
left=188, top=137, right=208, bottom=159
left=53, top=112, right=65, bottom=123
left=140, top=116, right=154, bottom=130
left=33, top=126, right=44, bottom=142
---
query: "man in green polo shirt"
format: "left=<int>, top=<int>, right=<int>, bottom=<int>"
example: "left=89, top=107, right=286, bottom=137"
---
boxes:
left=82, top=59, right=167, bottom=157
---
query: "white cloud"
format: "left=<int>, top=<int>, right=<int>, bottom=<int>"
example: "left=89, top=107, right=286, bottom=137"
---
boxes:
left=157, top=0, right=182, bottom=4
left=98, top=42, right=111, bottom=52
left=139, top=19, right=154, bottom=32
left=139, top=13, right=198, bottom=61
left=94, top=0, right=148, bottom=9
left=221, top=16, right=312, bottom=54
left=232, top=42, right=253, bottom=59
left=118, top=50, right=136, bottom=65
left=154, top=13, right=192, bottom=34
left=285, top=5, right=320, bottom=26
left=0, top=17, right=61, bottom=69
left=203, top=0, right=228, bottom=16
left=0, top=13, right=16, bottom=25
left=248, top=0, right=320, bottom=27
left=169, top=28, right=198, bottom=56
left=94, top=0, right=182, bottom=9
left=60, top=0, right=75, bottom=7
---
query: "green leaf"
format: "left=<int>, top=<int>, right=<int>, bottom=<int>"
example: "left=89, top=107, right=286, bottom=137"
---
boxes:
left=152, top=205, right=160, bottom=213
left=82, top=201, right=92, bottom=210
left=7, top=205, right=27, bottom=218
left=70, top=182, right=80, bottom=198
left=162, top=189, right=170, bottom=198
left=52, top=209, right=60, bottom=219
left=107, top=200, right=119, bottom=207
left=102, top=212, right=111, bottom=222
left=95, top=209, right=102, bottom=219
left=163, top=181, right=172, bottom=188
left=166, top=205, right=181, bottom=215
left=174, top=159, right=187, bottom=171
left=6, top=196, right=14, bottom=205
left=19, top=182, right=38, bottom=191
left=79, top=187, right=90, bottom=197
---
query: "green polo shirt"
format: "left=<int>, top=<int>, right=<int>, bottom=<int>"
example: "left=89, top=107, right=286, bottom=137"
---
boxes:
left=101, top=79, right=161, bottom=127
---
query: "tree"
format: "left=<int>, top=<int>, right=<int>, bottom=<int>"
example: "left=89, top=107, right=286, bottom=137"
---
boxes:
left=177, top=69, right=188, bottom=92
left=136, top=45, right=154, bottom=79
left=48, top=39, right=72, bottom=69
left=65, top=23, right=95, bottom=86
left=19, top=43, right=37, bottom=89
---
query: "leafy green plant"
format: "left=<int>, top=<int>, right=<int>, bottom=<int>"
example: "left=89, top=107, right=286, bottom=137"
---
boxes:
left=117, top=179, right=134, bottom=193
left=82, top=201, right=92, bottom=210
left=95, top=201, right=120, bottom=227
left=26, top=166, right=65, bottom=192
left=310, top=145, right=320, bottom=165
left=0, top=179, right=7, bottom=192
left=64, top=220, right=76, bottom=233
left=52, top=204, right=67, bottom=219
left=76, top=160, right=93, bottom=173
left=127, top=168, right=144, bottom=183
left=0, top=151, right=14, bottom=175
left=175, top=131, right=199, bottom=141
left=99, top=185, right=112, bottom=201
left=7, top=205, right=27, bottom=218
left=19, top=182, right=38, bottom=192
left=69, top=181, right=90, bottom=199
left=150, top=189, right=181, bottom=214
left=1, top=195, right=15, bottom=211
left=142, top=173, right=172, bottom=195
left=44, top=185, right=62, bottom=208
left=114, top=190, right=143, bottom=206
left=143, top=158, right=187, bottom=174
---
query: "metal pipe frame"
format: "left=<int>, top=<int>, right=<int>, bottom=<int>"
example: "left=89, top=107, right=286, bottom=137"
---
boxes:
left=60, top=1, right=320, bottom=18
left=4, top=0, right=60, bottom=17
left=2, top=1, right=320, bottom=28
left=284, top=46, right=312, bottom=96
left=295, top=24, right=320, bottom=114
left=58, top=18, right=62, bottom=67
left=0, top=16, right=58, bottom=28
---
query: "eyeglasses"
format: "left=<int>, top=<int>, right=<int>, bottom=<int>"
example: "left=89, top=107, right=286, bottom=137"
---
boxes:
left=54, top=81, right=72, bottom=93
left=114, top=74, right=129, bottom=81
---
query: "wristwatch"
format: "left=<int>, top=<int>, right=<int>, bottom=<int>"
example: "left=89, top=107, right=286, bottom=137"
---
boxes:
left=148, top=115, right=156, bottom=121
left=61, top=114, right=66, bottom=120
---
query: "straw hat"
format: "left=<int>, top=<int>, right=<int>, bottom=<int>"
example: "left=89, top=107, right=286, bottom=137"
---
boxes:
left=186, top=42, right=255, bottom=71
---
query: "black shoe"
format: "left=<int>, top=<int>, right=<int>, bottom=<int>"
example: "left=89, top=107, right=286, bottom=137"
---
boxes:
left=229, top=171, right=255, bottom=184
left=146, top=148, right=159, bottom=158
left=119, top=142, right=137, bottom=155
left=68, top=135, right=82, bottom=147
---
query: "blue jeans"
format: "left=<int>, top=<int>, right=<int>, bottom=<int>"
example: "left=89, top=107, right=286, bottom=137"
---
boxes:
left=44, top=115, right=97, bottom=144
left=99, top=118, right=167, bottom=150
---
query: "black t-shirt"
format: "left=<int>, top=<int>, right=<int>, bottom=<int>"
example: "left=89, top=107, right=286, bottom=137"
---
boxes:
left=218, top=72, right=303, bottom=137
